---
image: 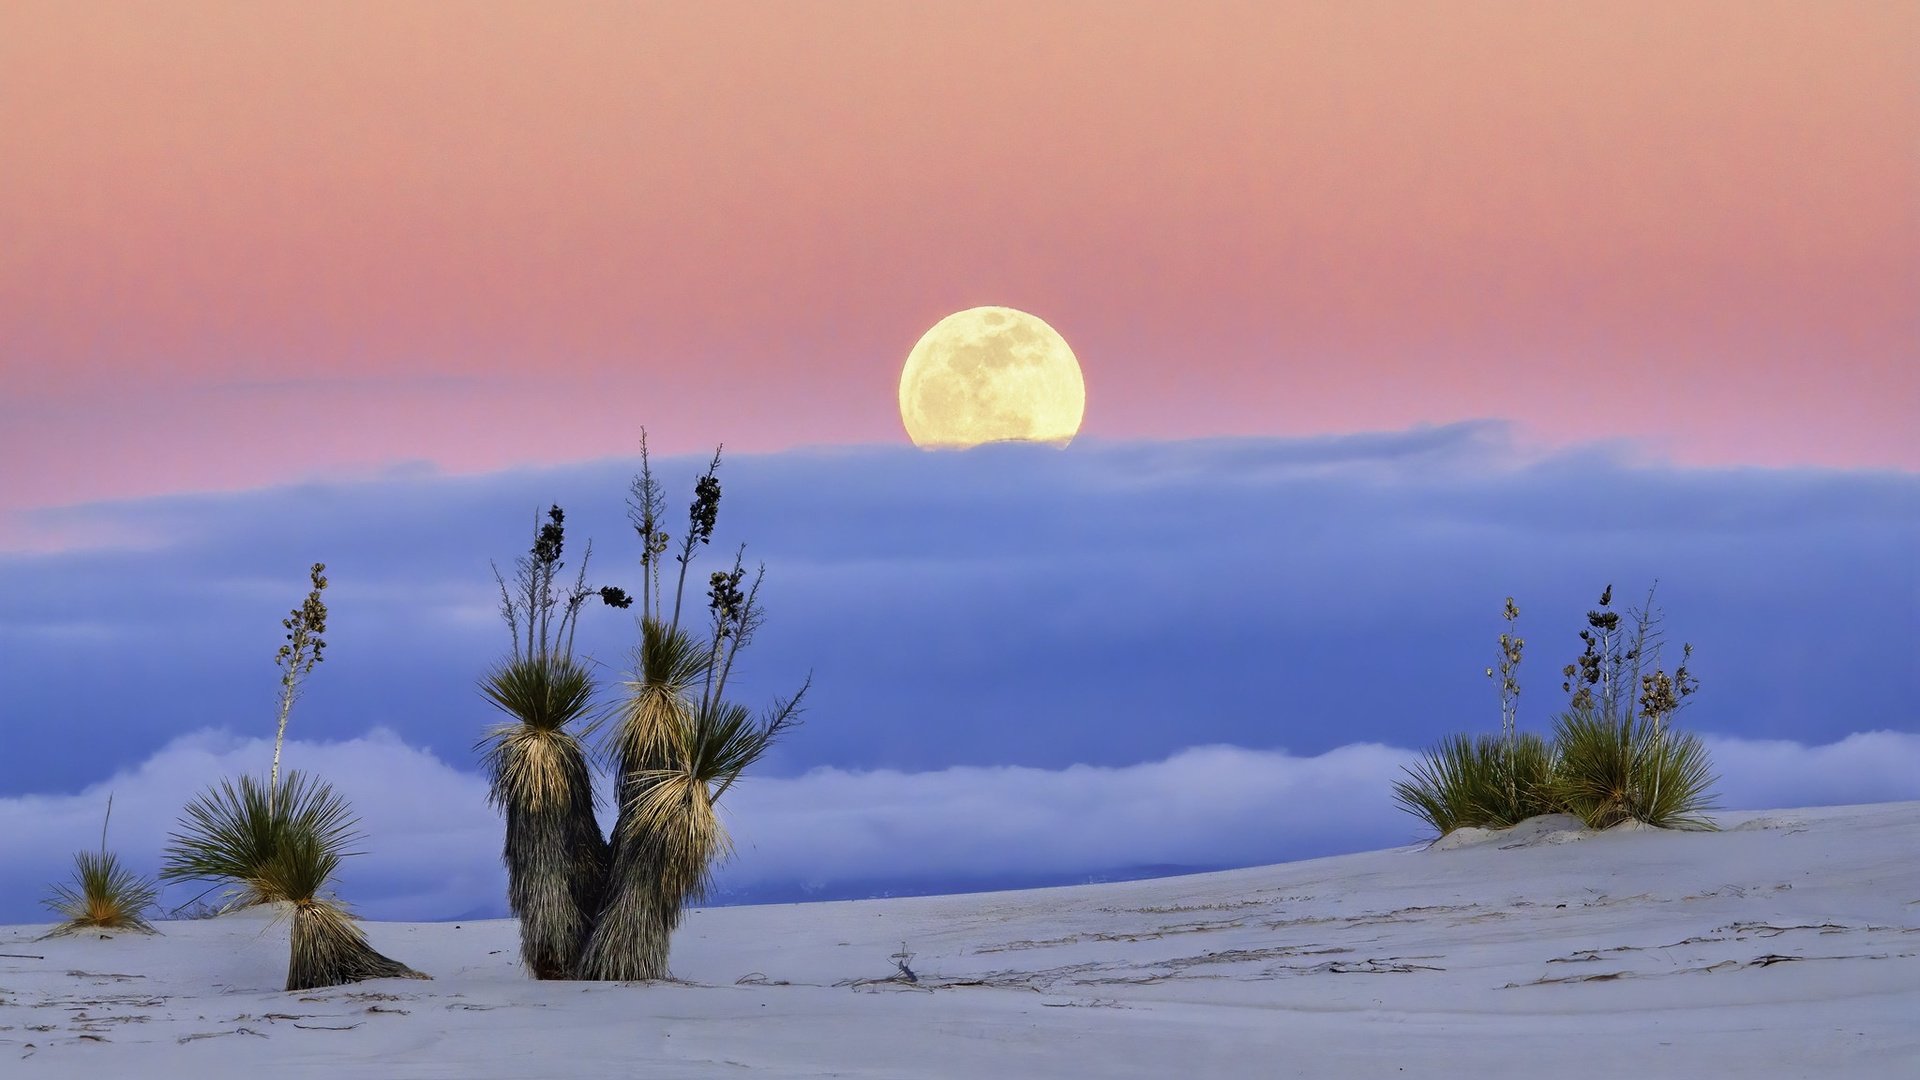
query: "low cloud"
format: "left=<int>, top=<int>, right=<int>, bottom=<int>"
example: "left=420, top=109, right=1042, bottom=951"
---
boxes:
left=1705, top=731, right=1920, bottom=811
left=0, top=731, right=497, bottom=922
left=3, top=728, right=1915, bottom=925
left=2, top=427, right=1914, bottom=798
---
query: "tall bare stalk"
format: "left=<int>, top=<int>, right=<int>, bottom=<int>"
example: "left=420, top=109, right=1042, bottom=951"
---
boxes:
left=668, top=448, right=724, bottom=632
left=270, top=563, right=329, bottom=801
left=629, top=429, right=670, bottom=624
left=1486, top=597, right=1524, bottom=809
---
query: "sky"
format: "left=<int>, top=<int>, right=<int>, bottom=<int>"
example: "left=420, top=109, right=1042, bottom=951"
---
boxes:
left=0, top=2, right=1915, bottom=921
left=2, top=0, right=1916, bottom=528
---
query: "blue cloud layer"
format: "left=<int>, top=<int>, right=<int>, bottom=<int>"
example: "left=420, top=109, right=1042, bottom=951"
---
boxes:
left=2, top=423, right=1912, bottom=799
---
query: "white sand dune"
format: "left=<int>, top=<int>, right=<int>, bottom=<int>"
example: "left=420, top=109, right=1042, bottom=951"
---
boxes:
left=3, top=802, right=1915, bottom=1078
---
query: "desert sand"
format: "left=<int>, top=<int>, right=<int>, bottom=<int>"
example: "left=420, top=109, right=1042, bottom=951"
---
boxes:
left=3, top=801, right=1915, bottom=1078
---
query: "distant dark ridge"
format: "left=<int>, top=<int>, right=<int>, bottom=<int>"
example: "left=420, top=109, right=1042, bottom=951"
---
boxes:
left=417, top=864, right=1229, bottom=922
left=703, top=863, right=1229, bottom=908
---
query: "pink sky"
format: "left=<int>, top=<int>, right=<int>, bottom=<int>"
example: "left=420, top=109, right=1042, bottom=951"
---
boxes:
left=2, top=1, right=1914, bottom=529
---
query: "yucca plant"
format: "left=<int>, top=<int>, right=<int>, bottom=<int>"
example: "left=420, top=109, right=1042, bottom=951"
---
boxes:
left=160, top=565, right=337, bottom=914
left=1551, top=585, right=1716, bottom=829
left=481, top=440, right=807, bottom=982
left=261, top=812, right=425, bottom=991
left=161, top=771, right=343, bottom=906
left=561, top=440, right=806, bottom=982
left=579, top=619, right=804, bottom=981
left=1393, top=731, right=1560, bottom=834
left=1396, top=586, right=1717, bottom=837
left=1397, top=598, right=1560, bottom=835
left=578, top=615, right=707, bottom=981
left=159, top=565, right=425, bottom=988
left=480, top=657, right=607, bottom=978
left=43, top=796, right=160, bottom=937
left=477, top=505, right=624, bottom=978
left=1551, top=706, right=1716, bottom=829
left=161, top=771, right=425, bottom=989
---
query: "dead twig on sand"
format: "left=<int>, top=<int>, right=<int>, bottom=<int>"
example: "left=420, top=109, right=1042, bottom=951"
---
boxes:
left=1507, top=952, right=1896, bottom=987
left=178, top=1027, right=268, bottom=1044
left=1311, top=958, right=1446, bottom=974
left=1721, top=921, right=1915, bottom=938
left=836, top=974, right=1046, bottom=994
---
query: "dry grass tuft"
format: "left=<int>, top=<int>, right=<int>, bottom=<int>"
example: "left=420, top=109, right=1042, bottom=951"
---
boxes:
left=43, top=850, right=160, bottom=938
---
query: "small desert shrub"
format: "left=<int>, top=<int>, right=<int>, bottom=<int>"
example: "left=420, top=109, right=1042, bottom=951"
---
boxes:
left=1549, top=584, right=1716, bottom=830
left=1397, top=585, right=1717, bottom=837
left=1392, top=731, right=1560, bottom=833
left=44, top=796, right=160, bottom=937
left=44, top=852, right=160, bottom=937
left=162, top=770, right=425, bottom=989
left=1551, top=707, right=1717, bottom=830
left=160, top=565, right=424, bottom=988
left=1396, top=597, right=1559, bottom=834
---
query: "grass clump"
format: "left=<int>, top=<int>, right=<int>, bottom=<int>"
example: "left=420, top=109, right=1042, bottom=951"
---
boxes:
left=1395, top=585, right=1717, bottom=837
left=1552, top=705, right=1716, bottom=830
left=43, top=796, right=160, bottom=937
left=1391, top=731, right=1558, bottom=834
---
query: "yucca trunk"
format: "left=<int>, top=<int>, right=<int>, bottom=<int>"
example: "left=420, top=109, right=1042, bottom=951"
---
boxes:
left=481, top=650, right=609, bottom=980
left=579, top=784, right=722, bottom=981
left=580, top=750, right=732, bottom=981
left=499, top=742, right=607, bottom=978
left=576, top=818, right=675, bottom=981
left=286, top=899, right=428, bottom=992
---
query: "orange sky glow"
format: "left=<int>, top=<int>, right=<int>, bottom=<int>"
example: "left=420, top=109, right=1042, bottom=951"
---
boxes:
left=2, top=1, right=1914, bottom=529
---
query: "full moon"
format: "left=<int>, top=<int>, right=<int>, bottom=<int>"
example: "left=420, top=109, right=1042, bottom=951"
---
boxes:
left=899, top=306, right=1086, bottom=449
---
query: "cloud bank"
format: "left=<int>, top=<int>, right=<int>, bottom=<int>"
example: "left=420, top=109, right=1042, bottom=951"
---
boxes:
left=3, top=728, right=1915, bottom=924
left=2, top=425, right=1914, bottom=799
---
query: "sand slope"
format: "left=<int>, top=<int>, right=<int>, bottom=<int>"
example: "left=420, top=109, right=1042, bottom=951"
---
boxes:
left=3, top=802, right=1916, bottom=1078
